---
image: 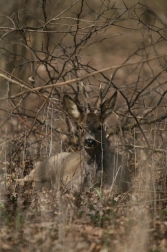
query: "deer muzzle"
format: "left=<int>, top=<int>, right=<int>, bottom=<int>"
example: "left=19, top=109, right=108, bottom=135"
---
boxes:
left=84, top=138, right=96, bottom=148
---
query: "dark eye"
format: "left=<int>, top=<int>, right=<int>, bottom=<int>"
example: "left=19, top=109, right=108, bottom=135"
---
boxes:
left=79, top=126, right=84, bottom=133
left=97, top=125, right=102, bottom=131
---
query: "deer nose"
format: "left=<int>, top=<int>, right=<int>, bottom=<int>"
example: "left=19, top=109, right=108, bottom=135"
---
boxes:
left=84, top=139, right=96, bottom=147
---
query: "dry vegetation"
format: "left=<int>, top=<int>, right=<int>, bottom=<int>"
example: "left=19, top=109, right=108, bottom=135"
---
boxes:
left=0, top=0, right=167, bottom=251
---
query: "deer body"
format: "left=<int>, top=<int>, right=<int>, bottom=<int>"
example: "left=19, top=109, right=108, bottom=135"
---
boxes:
left=27, top=92, right=130, bottom=193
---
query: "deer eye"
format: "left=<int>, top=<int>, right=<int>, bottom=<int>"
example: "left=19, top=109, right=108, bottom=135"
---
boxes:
left=79, top=126, right=84, bottom=132
left=97, top=125, right=102, bottom=131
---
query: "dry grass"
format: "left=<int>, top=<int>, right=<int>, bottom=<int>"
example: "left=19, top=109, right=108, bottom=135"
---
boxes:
left=0, top=1, right=167, bottom=251
left=0, top=125, right=167, bottom=251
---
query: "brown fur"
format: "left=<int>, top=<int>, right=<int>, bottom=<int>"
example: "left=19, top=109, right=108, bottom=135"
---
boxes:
left=27, top=92, right=131, bottom=193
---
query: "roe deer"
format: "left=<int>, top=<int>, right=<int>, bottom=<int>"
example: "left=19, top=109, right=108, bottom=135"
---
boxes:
left=26, top=92, right=130, bottom=193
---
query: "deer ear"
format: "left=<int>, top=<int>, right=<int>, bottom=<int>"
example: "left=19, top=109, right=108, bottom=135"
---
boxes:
left=101, top=91, right=117, bottom=121
left=63, top=95, right=83, bottom=122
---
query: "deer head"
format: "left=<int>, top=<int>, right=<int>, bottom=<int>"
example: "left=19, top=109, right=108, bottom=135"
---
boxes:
left=63, top=92, right=117, bottom=156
